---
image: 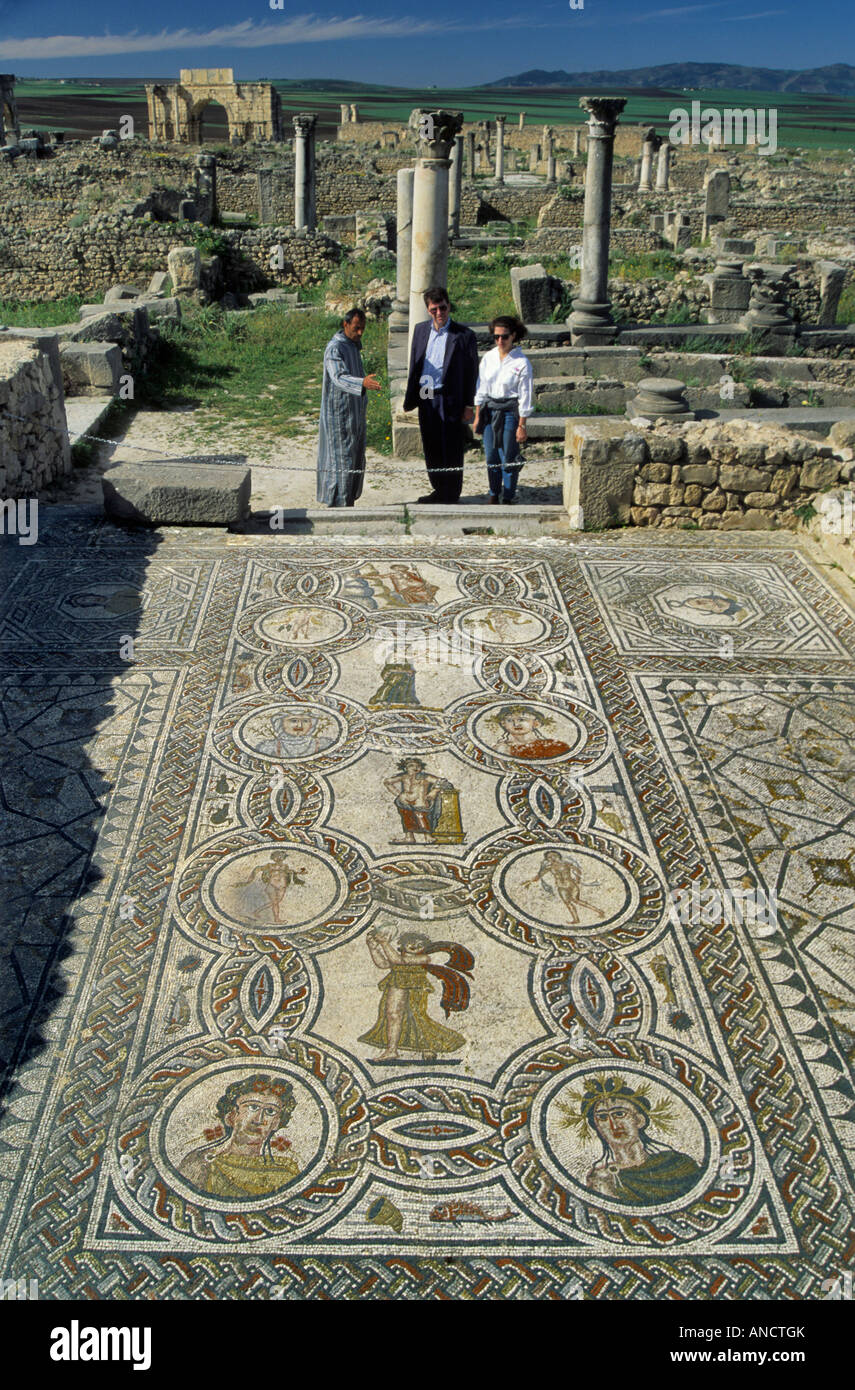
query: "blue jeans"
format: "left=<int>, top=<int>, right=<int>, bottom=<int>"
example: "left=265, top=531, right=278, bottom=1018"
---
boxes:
left=483, top=407, right=522, bottom=500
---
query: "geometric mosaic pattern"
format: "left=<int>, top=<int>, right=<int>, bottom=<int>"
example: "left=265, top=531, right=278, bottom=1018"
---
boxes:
left=1, top=526, right=853, bottom=1299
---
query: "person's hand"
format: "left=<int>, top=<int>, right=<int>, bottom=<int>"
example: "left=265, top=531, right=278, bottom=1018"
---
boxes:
left=516, top=421, right=528, bottom=443
left=462, top=405, right=474, bottom=423
left=473, top=408, right=480, bottom=429
left=363, top=374, right=381, bottom=391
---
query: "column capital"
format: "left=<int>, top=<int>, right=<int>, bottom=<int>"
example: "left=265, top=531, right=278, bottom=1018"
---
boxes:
left=292, top=112, right=316, bottom=136
left=409, top=108, right=463, bottom=160
left=579, top=96, right=627, bottom=137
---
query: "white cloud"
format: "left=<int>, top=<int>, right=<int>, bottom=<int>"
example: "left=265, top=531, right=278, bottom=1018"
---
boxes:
left=0, top=14, right=526, bottom=60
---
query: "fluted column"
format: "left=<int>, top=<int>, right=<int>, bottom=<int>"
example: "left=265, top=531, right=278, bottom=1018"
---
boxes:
left=569, top=96, right=627, bottom=346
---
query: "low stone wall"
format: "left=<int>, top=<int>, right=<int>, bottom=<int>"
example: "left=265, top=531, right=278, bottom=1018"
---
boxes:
left=0, top=339, right=71, bottom=499
left=564, top=417, right=854, bottom=531
left=0, top=215, right=340, bottom=300
left=526, top=227, right=661, bottom=257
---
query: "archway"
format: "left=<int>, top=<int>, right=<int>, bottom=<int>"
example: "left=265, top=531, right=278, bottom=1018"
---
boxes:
left=189, top=98, right=231, bottom=145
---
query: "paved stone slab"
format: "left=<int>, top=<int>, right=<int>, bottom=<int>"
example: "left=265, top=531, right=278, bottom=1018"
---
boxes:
left=102, top=462, right=251, bottom=526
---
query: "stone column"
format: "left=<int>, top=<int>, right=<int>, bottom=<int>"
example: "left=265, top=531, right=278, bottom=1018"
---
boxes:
left=573, top=128, right=581, bottom=156
left=408, top=109, right=463, bottom=345
left=568, top=96, right=627, bottom=346
left=390, top=167, right=415, bottom=330
left=639, top=129, right=660, bottom=190
left=494, top=115, right=506, bottom=184
left=466, top=130, right=476, bottom=177
left=340, top=104, right=350, bottom=126
left=519, top=112, right=526, bottom=129
left=449, top=133, right=463, bottom=239
left=350, top=104, right=358, bottom=123
left=293, top=113, right=317, bottom=231
left=656, top=140, right=671, bottom=190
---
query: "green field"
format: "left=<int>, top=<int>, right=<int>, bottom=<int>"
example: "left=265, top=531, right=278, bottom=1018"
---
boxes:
left=11, top=79, right=855, bottom=149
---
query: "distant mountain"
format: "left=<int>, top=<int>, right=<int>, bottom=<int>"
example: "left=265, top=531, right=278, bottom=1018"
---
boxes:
left=484, top=63, right=855, bottom=95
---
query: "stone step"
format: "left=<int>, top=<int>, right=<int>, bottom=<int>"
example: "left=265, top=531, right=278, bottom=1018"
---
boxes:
left=241, top=503, right=568, bottom=538
left=65, top=395, right=114, bottom=445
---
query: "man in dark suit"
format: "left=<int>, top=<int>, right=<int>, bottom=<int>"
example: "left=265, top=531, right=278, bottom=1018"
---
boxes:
left=402, top=286, right=479, bottom=504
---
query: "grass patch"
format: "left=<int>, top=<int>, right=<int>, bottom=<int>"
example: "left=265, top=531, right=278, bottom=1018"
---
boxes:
left=0, top=295, right=87, bottom=325
left=611, top=251, right=682, bottom=283
left=138, top=302, right=393, bottom=455
left=837, top=282, right=855, bottom=325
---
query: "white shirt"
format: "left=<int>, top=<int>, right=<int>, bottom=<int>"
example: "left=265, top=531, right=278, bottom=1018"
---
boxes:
left=422, top=322, right=449, bottom=392
left=474, top=346, right=534, bottom=417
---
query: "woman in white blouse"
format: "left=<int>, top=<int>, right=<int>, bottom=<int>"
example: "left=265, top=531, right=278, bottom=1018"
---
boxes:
left=473, top=315, right=534, bottom=504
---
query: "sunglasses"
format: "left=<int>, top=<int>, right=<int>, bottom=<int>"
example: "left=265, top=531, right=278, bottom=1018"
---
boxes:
left=494, top=332, right=511, bottom=340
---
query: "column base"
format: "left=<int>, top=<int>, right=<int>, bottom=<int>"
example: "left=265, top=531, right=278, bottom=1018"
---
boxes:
left=568, top=301, right=618, bottom=347
left=388, top=303, right=409, bottom=331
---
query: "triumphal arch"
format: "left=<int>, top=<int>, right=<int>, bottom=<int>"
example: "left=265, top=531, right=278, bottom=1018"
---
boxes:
left=145, top=68, right=283, bottom=144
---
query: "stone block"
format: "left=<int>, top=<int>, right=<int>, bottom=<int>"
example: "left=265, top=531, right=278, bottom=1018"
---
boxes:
left=104, top=284, right=142, bottom=304
left=817, top=262, right=847, bottom=328
left=510, top=264, right=562, bottom=323
left=701, top=488, right=727, bottom=512
left=800, top=458, right=841, bottom=491
left=709, top=275, right=750, bottom=313
left=684, top=484, right=703, bottom=506
left=102, top=464, right=251, bottom=527
left=564, top=421, right=645, bottom=528
left=681, top=464, right=717, bottom=486
left=647, top=435, right=686, bottom=464
left=743, top=491, right=778, bottom=508
left=59, top=341, right=122, bottom=395
left=167, top=246, right=202, bottom=294
left=148, top=271, right=170, bottom=295
left=634, top=482, right=671, bottom=506
left=719, top=465, right=772, bottom=492
left=829, top=420, right=855, bottom=451
left=640, top=462, right=671, bottom=483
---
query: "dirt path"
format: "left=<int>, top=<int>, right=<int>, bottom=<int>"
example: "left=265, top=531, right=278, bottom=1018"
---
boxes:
left=50, top=404, right=564, bottom=509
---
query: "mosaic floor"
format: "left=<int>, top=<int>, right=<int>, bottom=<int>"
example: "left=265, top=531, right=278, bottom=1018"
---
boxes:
left=1, top=517, right=854, bottom=1301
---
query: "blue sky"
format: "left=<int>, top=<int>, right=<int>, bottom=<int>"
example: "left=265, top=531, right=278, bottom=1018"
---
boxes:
left=0, top=0, right=849, bottom=85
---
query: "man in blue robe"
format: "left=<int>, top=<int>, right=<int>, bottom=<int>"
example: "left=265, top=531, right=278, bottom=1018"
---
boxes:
left=316, top=308, right=380, bottom=508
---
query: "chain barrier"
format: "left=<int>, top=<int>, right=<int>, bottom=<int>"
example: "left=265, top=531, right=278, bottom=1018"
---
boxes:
left=1, top=409, right=486, bottom=480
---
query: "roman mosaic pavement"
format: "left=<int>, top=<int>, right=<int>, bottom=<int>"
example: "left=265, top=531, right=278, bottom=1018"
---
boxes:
left=1, top=518, right=854, bottom=1301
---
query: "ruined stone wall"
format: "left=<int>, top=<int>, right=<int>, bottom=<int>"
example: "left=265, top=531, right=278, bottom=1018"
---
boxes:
left=527, top=227, right=662, bottom=256
left=564, top=417, right=852, bottom=531
left=0, top=214, right=340, bottom=301
left=727, top=200, right=854, bottom=233
left=0, top=339, right=71, bottom=498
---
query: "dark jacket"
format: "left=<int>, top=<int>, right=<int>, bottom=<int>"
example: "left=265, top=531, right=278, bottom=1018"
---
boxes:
left=403, top=318, right=479, bottom=420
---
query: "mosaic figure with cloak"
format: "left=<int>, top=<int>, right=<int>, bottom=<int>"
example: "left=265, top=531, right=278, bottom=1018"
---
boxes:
left=316, top=308, right=380, bottom=508
left=556, top=1074, right=702, bottom=1205
left=359, top=927, right=474, bottom=1061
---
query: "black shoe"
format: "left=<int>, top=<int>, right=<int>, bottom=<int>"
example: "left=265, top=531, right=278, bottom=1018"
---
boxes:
left=414, top=492, right=441, bottom=504
left=502, top=495, right=517, bottom=505
left=488, top=494, right=500, bottom=504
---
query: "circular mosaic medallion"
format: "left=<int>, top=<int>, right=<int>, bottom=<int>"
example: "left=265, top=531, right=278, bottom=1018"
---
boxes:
left=469, top=831, right=667, bottom=953
left=176, top=830, right=372, bottom=952
left=213, top=698, right=355, bottom=772
left=114, top=1039, right=369, bottom=1243
left=501, top=1043, right=755, bottom=1244
left=449, top=695, right=609, bottom=776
